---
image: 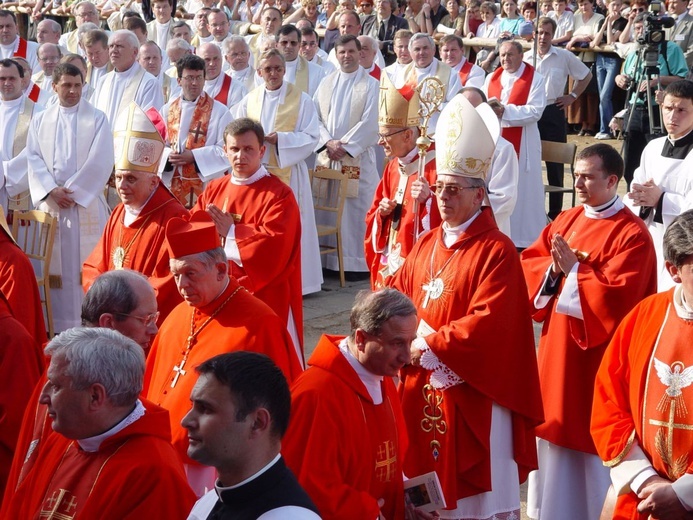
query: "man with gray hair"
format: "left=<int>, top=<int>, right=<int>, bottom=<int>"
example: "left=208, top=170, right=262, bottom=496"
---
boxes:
left=59, top=1, right=100, bottom=54
left=36, top=19, right=62, bottom=45
left=32, top=43, right=62, bottom=94
left=223, top=35, right=255, bottom=91
left=92, top=29, right=164, bottom=128
left=165, top=37, right=193, bottom=76
left=144, top=211, right=301, bottom=496
left=282, top=289, right=421, bottom=518
left=2, top=327, right=196, bottom=519
left=394, top=32, right=460, bottom=133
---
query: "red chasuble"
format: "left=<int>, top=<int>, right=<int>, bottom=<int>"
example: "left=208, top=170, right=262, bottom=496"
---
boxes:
left=592, top=290, right=693, bottom=519
left=457, top=60, right=473, bottom=85
left=27, top=84, right=40, bottom=103
left=521, top=204, right=656, bottom=454
left=213, top=74, right=233, bottom=105
left=2, top=400, right=196, bottom=520
left=193, top=173, right=303, bottom=351
left=390, top=208, right=543, bottom=507
left=486, top=64, right=534, bottom=157
left=282, top=335, right=408, bottom=520
left=0, top=294, right=41, bottom=503
left=144, top=278, right=302, bottom=465
left=365, top=154, right=439, bottom=290
left=369, top=64, right=381, bottom=80
left=82, top=182, right=189, bottom=322
left=0, top=228, right=47, bottom=367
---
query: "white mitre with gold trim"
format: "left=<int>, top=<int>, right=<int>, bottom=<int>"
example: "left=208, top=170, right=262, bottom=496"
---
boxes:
left=113, top=103, right=165, bottom=174
left=435, top=94, right=500, bottom=180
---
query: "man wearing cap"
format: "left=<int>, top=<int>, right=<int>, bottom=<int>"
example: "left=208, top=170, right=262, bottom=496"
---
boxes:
left=144, top=211, right=302, bottom=496
left=314, top=34, right=379, bottom=281
left=364, top=72, right=438, bottom=289
left=235, top=49, right=322, bottom=295
left=391, top=94, right=543, bottom=518
left=82, top=103, right=189, bottom=323
left=193, top=117, right=303, bottom=366
left=160, top=54, right=234, bottom=208
left=483, top=39, right=546, bottom=249
left=521, top=143, right=656, bottom=519
left=27, top=62, right=114, bottom=333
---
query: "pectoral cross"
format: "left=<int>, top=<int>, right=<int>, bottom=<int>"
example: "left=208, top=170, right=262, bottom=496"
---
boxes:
left=421, top=278, right=443, bottom=309
left=191, top=122, right=204, bottom=143
left=649, top=399, right=693, bottom=479
left=375, top=440, right=397, bottom=482
left=171, top=358, right=188, bottom=388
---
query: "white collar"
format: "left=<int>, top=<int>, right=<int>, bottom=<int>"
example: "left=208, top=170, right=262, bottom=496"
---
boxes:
left=583, top=195, right=623, bottom=219
left=115, top=62, right=140, bottom=77
left=673, top=284, right=693, bottom=321
left=504, top=62, right=526, bottom=78
left=397, top=146, right=419, bottom=167
left=231, top=165, right=270, bottom=185
left=338, top=337, right=384, bottom=404
left=442, top=209, right=481, bottom=247
left=123, top=185, right=157, bottom=220
left=668, top=127, right=693, bottom=143
left=1, top=96, right=23, bottom=108
left=215, top=453, right=281, bottom=490
left=78, top=400, right=146, bottom=452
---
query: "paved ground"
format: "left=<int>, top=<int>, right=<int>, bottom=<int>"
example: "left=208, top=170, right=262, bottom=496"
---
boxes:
left=301, top=134, right=616, bottom=518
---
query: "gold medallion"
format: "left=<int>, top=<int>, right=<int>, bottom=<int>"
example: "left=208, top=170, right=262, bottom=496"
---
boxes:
left=112, top=246, right=126, bottom=270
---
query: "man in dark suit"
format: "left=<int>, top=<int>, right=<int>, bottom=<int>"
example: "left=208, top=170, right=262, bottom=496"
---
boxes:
left=362, top=0, right=408, bottom=65
left=667, top=0, right=693, bottom=69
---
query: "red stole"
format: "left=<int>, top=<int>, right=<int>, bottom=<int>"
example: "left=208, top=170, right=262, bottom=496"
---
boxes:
left=486, top=64, right=534, bottom=157
left=213, top=74, right=232, bottom=105
left=369, top=64, right=381, bottom=81
left=14, top=38, right=27, bottom=58
left=641, top=306, right=693, bottom=481
left=28, top=83, right=40, bottom=103
left=399, top=68, right=418, bottom=101
left=457, top=60, right=473, bottom=85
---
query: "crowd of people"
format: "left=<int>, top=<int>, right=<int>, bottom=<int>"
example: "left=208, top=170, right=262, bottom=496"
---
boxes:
left=0, top=0, right=693, bottom=518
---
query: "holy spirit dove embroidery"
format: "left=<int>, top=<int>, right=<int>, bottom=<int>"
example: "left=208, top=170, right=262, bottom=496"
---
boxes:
left=654, top=358, right=693, bottom=416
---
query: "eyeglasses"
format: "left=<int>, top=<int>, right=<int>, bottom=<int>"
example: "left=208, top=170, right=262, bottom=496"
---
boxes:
left=633, top=7, right=645, bottom=11
left=377, top=128, right=408, bottom=140
left=260, top=66, right=284, bottom=73
left=431, top=183, right=479, bottom=196
left=116, top=311, right=160, bottom=327
left=301, top=41, right=318, bottom=47
left=227, top=51, right=249, bottom=58
left=181, top=75, right=204, bottom=82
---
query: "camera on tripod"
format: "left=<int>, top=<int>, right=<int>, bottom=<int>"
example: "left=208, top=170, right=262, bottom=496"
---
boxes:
left=637, top=0, right=675, bottom=48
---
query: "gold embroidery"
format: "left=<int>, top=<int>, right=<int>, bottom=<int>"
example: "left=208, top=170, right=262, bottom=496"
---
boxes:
left=375, top=440, right=397, bottom=483
left=40, top=488, right=77, bottom=519
left=421, top=384, right=447, bottom=461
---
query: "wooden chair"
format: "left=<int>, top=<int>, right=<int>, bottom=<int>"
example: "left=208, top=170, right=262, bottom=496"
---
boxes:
left=11, top=210, right=57, bottom=338
left=541, top=140, right=578, bottom=213
left=310, top=168, right=348, bottom=288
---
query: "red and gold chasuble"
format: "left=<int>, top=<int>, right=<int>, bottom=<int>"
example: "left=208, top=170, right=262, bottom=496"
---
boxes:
left=457, top=60, right=473, bottom=85
left=486, top=64, right=535, bottom=157
left=167, top=93, right=213, bottom=207
left=642, top=306, right=693, bottom=481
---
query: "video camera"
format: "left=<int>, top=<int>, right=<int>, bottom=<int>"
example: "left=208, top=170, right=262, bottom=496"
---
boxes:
left=637, top=0, right=675, bottom=46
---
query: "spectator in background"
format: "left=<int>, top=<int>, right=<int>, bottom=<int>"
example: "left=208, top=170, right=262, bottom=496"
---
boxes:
left=548, top=0, right=574, bottom=45
left=499, top=0, right=525, bottom=35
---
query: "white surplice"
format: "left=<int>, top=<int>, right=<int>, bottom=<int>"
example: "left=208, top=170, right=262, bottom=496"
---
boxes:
left=27, top=99, right=114, bottom=332
left=160, top=92, right=233, bottom=185
left=483, top=63, right=547, bottom=248
left=0, top=37, right=39, bottom=73
left=313, top=67, right=380, bottom=272
left=203, top=72, right=247, bottom=110
left=487, top=136, right=519, bottom=238
left=254, top=57, right=325, bottom=97
left=0, top=97, right=41, bottom=212
left=229, top=65, right=256, bottom=93
left=235, top=83, right=323, bottom=295
left=92, top=62, right=164, bottom=128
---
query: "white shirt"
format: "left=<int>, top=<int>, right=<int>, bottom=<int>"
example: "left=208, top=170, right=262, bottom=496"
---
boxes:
left=524, top=45, right=591, bottom=104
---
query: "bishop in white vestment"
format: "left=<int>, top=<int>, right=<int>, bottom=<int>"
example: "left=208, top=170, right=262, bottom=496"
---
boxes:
left=313, top=36, right=380, bottom=273
left=235, top=51, right=323, bottom=295
left=27, top=66, right=114, bottom=332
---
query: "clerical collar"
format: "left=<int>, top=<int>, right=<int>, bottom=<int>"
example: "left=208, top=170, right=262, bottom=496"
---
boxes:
left=205, top=73, right=222, bottom=87
left=285, top=58, right=298, bottom=71
left=0, top=37, right=18, bottom=54
left=58, top=103, right=80, bottom=114
left=231, top=65, right=251, bottom=78
left=662, top=128, right=693, bottom=159
left=673, top=284, right=693, bottom=321
left=505, top=62, right=526, bottom=78
left=339, top=337, right=384, bottom=404
left=115, top=62, right=139, bottom=77
left=583, top=195, right=623, bottom=220
left=124, top=186, right=157, bottom=223
left=1, top=96, right=23, bottom=108
left=397, top=146, right=419, bottom=168
left=216, top=454, right=281, bottom=491
left=156, top=19, right=171, bottom=28
left=264, top=83, right=283, bottom=96
left=415, top=60, right=435, bottom=74
left=78, top=400, right=145, bottom=452
left=339, top=68, right=359, bottom=79
left=231, top=165, right=270, bottom=185
left=182, top=95, right=200, bottom=105
left=442, top=209, right=481, bottom=247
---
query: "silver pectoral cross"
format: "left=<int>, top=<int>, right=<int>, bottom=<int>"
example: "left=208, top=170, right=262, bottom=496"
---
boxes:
left=421, top=278, right=444, bottom=308
left=171, top=358, right=187, bottom=388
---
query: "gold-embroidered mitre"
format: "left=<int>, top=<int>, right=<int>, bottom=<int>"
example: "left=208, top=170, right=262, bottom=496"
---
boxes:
left=113, top=102, right=165, bottom=174
left=435, top=94, right=500, bottom=180
left=378, top=72, right=421, bottom=128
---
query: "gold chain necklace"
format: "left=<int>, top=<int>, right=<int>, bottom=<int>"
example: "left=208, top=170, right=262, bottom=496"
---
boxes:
left=170, top=284, right=243, bottom=388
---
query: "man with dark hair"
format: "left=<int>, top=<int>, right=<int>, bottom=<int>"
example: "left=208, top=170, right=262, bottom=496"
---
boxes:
left=83, top=102, right=188, bottom=321
left=82, top=30, right=112, bottom=86
left=522, top=143, right=657, bottom=519
left=625, top=79, right=693, bottom=292
left=246, top=7, right=282, bottom=63
left=0, top=10, right=39, bottom=73
left=273, top=24, right=325, bottom=96
left=362, top=0, right=408, bottom=66
left=161, top=53, right=233, bottom=207
left=593, top=209, right=693, bottom=519
left=2, top=328, right=196, bottom=519
left=184, top=352, right=320, bottom=519
left=192, top=117, right=303, bottom=366
left=327, top=10, right=386, bottom=68
left=439, top=34, right=484, bottom=88
left=59, top=1, right=100, bottom=54
left=283, top=289, right=419, bottom=518
left=147, top=0, right=176, bottom=58
left=144, top=211, right=301, bottom=496
left=299, top=27, right=335, bottom=73
left=27, top=62, right=113, bottom=333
